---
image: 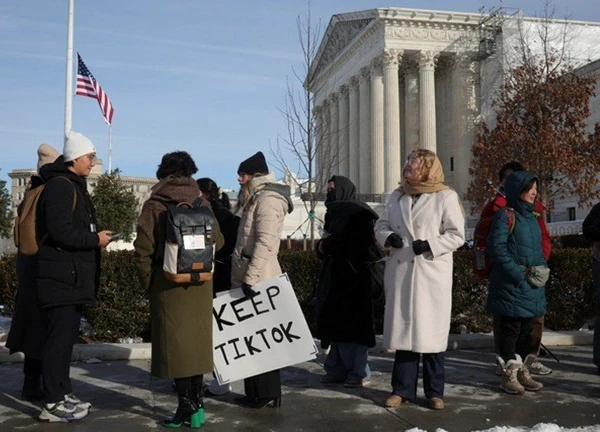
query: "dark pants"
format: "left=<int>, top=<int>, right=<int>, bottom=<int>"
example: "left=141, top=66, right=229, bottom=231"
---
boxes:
left=391, top=350, right=444, bottom=401
left=244, top=370, right=281, bottom=400
left=493, top=314, right=544, bottom=355
left=24, top=356, right=43, bottom=378
left=496, top=316, right=533, bottom=363
left=592, top=259, right=600, bottom=368
left=41, top=305, right=82, bottom=404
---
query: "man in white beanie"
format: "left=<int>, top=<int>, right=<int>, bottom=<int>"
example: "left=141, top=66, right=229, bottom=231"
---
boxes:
left=34, top=131, right=113, bottom=422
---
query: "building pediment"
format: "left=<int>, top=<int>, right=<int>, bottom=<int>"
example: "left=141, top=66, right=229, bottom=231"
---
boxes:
left=309, top=10, right=378, bottom=83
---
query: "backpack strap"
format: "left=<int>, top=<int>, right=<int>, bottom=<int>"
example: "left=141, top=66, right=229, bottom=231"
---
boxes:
left=505, top=207, right=516, bottom=234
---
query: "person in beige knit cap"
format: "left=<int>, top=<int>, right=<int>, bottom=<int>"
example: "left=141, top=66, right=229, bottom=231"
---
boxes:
left=6, top=144, right=60, bottom=405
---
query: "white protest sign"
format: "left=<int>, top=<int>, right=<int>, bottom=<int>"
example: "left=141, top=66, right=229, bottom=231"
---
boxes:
left=212, top=273, right=318, bottom=384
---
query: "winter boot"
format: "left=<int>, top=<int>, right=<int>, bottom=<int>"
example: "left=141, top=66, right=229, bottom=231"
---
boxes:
left=499, top=355, right=525, bottom=395
left=518, top=354, right=544, bottom=391
left=190, top=383, right=206, bottom=427
left=162, top=389, right=199, bottom=429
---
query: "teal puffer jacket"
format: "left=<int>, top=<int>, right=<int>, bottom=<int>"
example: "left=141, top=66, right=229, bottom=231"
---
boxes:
left=486, top=171, right=547, bottom=318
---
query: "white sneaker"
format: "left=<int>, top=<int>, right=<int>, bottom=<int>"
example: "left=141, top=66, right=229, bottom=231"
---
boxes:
left=529, top=360, right=552, bottom=375
left=64, top=393, right=92, bottom=410
left=39, top=401, right=89, bottom=422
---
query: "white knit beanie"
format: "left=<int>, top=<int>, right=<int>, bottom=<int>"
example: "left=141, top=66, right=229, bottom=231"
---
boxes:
left=63, top=131, right=96, bottom=162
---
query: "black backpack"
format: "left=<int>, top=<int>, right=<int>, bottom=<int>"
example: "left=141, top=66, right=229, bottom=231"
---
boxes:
left=163, top=198, right=216, bottom=284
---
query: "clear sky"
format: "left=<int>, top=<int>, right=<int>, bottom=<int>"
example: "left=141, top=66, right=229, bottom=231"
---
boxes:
left=1, top=0, right=599, bottom=191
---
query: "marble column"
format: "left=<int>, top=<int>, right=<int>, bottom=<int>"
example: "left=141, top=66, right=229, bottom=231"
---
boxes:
left=358, top=67, right=371, bottom=194
left=418, top=50, right=438, bottom=152
left=348, top=76, right=360, bottom=188
left=329, top=92, right=340, bottom=177
left=383, top=49, right=402, bottom=192
left=338, top=85, right=349, bottom=177
left=404, top=60, right=420, bottom=155
left=314, top=104, right=324, bottom=177
left=452, top=53, right=479, bottom=197
left=370, top=57, right=384, bottom=195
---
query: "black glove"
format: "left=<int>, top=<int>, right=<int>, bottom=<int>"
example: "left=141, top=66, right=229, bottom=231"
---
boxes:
left=385, top=233, right=403, bottom=249
left=412, top=239, right=431, bottom=255
left=241, top=282, right=259, bottom=299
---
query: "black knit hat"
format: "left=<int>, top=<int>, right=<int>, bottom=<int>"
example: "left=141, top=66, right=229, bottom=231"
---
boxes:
left=237, top=151, right=269, bottom=175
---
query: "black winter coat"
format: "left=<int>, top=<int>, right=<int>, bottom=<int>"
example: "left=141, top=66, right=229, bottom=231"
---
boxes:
left=210, top=199, right=239, bottom=293
left=6, top=176, right=45, bottom=357
left=316, top=176, right=380, bottom=349
left=36, top=157, right=101, bottom=308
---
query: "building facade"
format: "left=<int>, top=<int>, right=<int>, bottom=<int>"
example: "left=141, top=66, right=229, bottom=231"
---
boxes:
left=309, top=8, right=600, bottom=225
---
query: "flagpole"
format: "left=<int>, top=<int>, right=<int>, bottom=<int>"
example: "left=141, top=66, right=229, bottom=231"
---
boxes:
left=108, top=125, right=112, bottom=173
left=64, top=0, right=75, bottom=144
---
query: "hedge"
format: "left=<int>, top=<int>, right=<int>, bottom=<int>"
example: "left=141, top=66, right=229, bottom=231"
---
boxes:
left=0, top=249, right=596, bottom=342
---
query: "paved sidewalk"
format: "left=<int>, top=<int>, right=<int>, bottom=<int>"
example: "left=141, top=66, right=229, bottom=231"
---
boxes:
left=0, top=345, right=599, bottom=431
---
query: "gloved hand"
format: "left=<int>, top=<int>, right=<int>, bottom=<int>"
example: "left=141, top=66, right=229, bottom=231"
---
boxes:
left=412, top=239, right=431, bottom=255
left=385, top=233, right=403, bottom=249
left=241, top=282, right=259, bottom=299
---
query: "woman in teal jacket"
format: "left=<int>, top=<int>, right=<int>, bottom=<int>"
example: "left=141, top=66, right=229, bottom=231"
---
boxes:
left=487, top=171, right=547, bottom=395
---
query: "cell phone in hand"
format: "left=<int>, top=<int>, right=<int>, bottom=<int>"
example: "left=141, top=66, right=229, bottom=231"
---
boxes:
left=110, top=233, right=124, bottom=241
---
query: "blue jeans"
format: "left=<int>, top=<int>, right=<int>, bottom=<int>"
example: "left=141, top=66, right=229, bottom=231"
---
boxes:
left=592, top=259, right=600, bottom=369
left=323, top=342, right=370, bottom=382
left=391, top=350, right=444, bottom=401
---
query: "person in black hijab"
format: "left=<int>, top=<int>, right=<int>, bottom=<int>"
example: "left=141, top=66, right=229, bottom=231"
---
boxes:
left=315, top=175, right=382, bottom=388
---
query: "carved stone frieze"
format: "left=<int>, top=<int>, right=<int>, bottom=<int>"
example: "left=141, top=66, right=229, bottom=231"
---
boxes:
left=384, top=25, right=478, bottom=44
left=315, top=18, right=375, bottom=77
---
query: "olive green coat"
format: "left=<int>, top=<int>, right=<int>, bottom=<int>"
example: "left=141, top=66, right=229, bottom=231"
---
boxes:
left=133, top=177, right=223, bottom=379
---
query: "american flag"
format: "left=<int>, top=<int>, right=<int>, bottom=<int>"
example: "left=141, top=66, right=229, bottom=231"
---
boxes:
left=76, top=53, right=114, bottom=125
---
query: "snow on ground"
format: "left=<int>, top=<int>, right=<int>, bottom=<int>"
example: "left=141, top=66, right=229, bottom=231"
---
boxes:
left=408, top=424, right=600, bottom=432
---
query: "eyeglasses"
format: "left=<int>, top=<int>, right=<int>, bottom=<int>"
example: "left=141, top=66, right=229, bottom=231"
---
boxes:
left=84, top=154, right=96, bottom=162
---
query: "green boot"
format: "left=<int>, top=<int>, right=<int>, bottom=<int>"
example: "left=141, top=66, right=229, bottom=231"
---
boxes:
left=162, top=390, right=198, bottom=428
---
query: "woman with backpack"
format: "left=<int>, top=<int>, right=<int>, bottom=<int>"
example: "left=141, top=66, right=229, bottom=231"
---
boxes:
left=374, top=148, right=465, bottom=411
left=487, top=171, right=548, bottom=395
left=134, top=151, right=222, bottom=428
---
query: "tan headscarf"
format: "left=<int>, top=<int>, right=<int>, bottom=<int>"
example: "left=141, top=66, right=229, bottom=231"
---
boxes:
left=398, top=154, right=450, bottom=195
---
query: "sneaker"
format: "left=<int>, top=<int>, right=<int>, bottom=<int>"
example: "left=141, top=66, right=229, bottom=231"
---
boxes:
left=320, top=375, right=345, bottom=385
left=343, top=378, right=371, bottom=388
left=39, top=401, right=88, bottom=422
left=64, top=393, right=92, bottom=410
left=529, top=360, right=552, bottom=375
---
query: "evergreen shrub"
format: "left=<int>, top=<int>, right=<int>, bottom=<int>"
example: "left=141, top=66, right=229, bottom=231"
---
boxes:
left=0, top=249, right=596, bottom=340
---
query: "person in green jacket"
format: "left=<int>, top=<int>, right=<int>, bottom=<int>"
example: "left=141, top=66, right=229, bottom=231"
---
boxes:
left=487, top=171, right=547, bottom=395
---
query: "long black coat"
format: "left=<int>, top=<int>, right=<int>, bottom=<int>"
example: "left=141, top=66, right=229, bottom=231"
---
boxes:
left=6, top=177, right=45, bottom=358
left=316, top=176, right=380, bottom=349
left=210, top=199, right=239, bottom=293
left=36, top=157, right=101, bottom=308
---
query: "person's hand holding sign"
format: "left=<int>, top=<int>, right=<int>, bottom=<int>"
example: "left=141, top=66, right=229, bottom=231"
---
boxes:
left=241, top=282, right=259, bottom=299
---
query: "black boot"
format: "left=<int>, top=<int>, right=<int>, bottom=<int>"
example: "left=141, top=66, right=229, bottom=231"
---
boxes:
left=21, top=375, right=44, bottom=402
left=162, top=389, right=198, bottom=429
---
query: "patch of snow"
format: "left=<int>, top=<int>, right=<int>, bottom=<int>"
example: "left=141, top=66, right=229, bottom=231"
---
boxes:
left=407, top=424, right=600, bottom=432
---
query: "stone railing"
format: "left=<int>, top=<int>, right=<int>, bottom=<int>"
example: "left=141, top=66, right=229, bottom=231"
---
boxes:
left=465, top=220, right=584, bottom=241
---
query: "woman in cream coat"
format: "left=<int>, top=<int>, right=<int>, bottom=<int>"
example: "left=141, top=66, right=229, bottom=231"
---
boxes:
left=230, top=151, right=293, bottom=409
left=374, top=149, right=465, bottom=410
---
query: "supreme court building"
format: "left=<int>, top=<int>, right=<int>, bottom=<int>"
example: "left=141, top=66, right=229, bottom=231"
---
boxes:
left=309, top=7, right=600, bottom=219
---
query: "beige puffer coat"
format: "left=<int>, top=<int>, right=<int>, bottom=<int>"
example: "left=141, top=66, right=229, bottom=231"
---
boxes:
left=231, top=176, right=292, bottom=287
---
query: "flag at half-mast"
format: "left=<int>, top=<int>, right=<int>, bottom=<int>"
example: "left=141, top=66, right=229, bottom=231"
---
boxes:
left=76, top=53, right=114, bottom=125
